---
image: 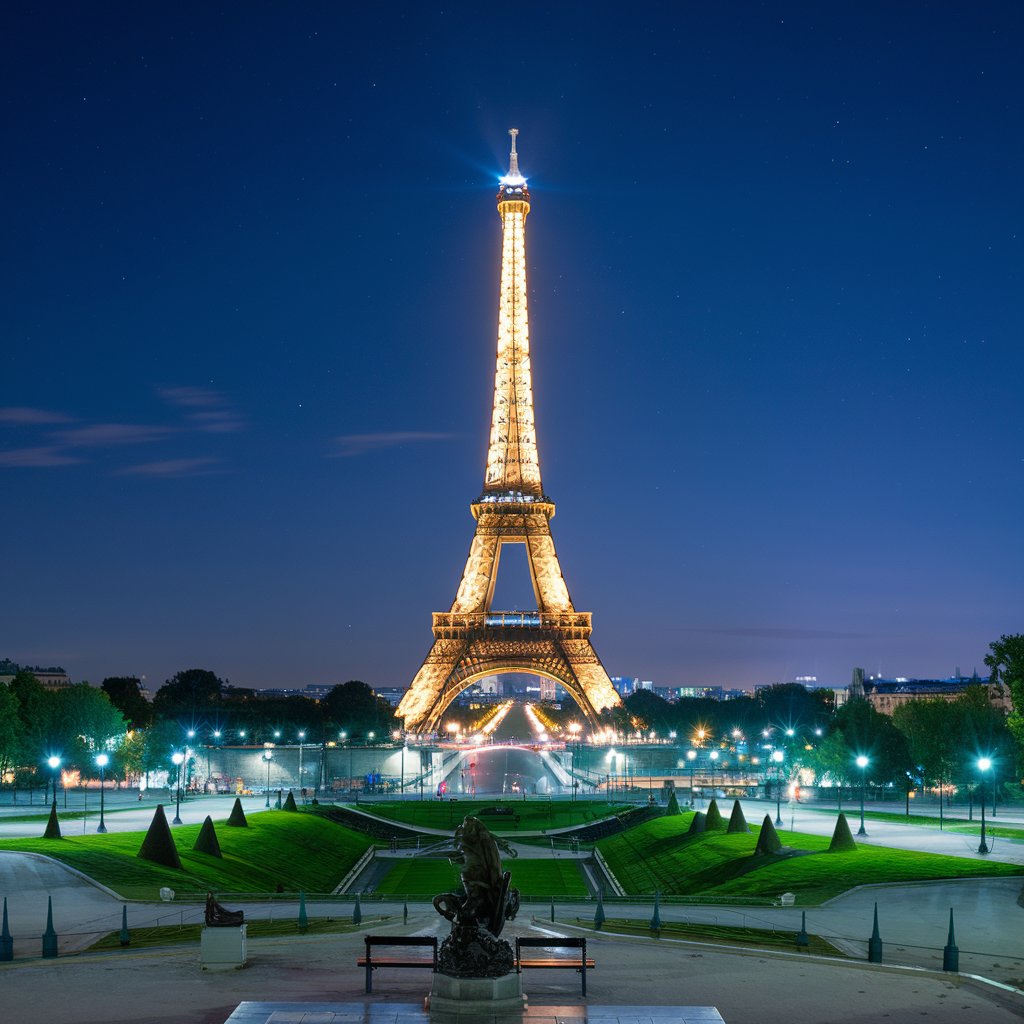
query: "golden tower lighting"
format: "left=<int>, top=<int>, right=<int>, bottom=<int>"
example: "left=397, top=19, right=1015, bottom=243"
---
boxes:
left=398, top=130, right=621, bottom=734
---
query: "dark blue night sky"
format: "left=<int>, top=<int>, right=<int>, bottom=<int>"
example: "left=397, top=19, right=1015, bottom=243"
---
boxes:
left=2, top=4, right=1022, bottom=692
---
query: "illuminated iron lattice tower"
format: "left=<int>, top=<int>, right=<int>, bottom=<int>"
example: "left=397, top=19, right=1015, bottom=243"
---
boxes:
left=398, top=130, right=621, bottom=734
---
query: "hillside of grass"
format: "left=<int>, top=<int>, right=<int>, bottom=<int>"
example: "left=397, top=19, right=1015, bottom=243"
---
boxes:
left=374, top=856, right=588, bottom=898
left=0, top=810, right=372, bottom=899
left=598, top=813, right=1024, bottom=903
left=353, top=799, right=628, bottom=833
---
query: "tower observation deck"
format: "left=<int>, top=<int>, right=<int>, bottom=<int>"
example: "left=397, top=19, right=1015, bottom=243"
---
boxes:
left=397, top=130, right=621, bottom=734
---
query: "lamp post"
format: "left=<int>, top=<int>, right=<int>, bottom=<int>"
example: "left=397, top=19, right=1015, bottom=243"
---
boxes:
left=771, top=749, right=784, bottom=826
left=263, top=749, right=273, bottom=808
left=171, top=751, right=185, bottom=824
left=686, top=749, right=697, bottom=807
left=297, top=730, right=305, bottom=801
left=46, top=756, right=61, bottom=805
left=977, top=757, right=991, bottom=854
left=95, top=754, right=109, bottom=833
left=856, top=755, right=869, bottom=836
left=709, top=749, right=719, bottom=800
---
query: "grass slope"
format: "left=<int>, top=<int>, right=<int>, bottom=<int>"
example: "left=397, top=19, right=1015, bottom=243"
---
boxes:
left=354, top=799, right=630, bottom=833
left=0, top=810, right=372, bottom=899
left=598, top=813, right=1024, bottom=903
left=374, top=857, right=588, bottom=898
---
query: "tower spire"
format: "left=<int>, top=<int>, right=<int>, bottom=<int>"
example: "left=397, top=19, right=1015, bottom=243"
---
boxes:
left=508, top=127, right=521, bottom=180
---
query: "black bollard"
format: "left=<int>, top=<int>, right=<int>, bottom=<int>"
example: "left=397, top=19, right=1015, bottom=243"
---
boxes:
left=593, top=889, right=605, bottom=931
left=867, top=902, right=883, bottom=963
left=796, top=910, right=809, bottom=948
left=550, top=898, right=555, bottom=923
left=649, top=890, right=662, bottom=933
left=119, top=905, right=131, bottom=946
left=352, top=893, right=362, bottom=926
left=942, top=907, right=959, bottom=972
left=1, top=897, right=13, bottom=961
left=403, top=902, right=408, bottom=926
left=298, top=891, right=308, bottom=933
left=42, top=896, right=58, bottom=958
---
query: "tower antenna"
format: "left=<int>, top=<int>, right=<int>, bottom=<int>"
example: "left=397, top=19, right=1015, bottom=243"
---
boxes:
left=508, top=128, right=521, bottom=179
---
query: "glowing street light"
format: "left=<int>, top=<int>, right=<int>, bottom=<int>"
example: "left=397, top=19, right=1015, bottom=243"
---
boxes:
left=977, top=756, right=992, bottom=854
left=686, top=749, right=697, bottom=806
left=709, top=749, right=720, bottom=798
left=171, top=751, right=185, bottom=824
left=46, top=756, right=61, bottom=804
left=263, top=749, right=274, bottom=808
left=771, top=749, right=785, bottom=826
left=856, top=755, right=869, bottom=836
left=95, top=753, right=109, bottom=833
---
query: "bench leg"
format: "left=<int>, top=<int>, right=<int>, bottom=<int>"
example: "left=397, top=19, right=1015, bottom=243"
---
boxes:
left=365, top=962, right=372, bottom=994
left=581, top=963, right=586, bottom=997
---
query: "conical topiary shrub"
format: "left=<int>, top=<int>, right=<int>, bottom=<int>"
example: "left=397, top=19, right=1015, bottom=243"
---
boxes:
left=753, top=814, right=782, bottom=856
left=687, top=811, right=707, bottom=835
left=705, top=798, right=724, bottom=830
left=283, top=791, right=298, bottom=812
left=137, top=804, right=182, bottom=869
left=43, top=800, right=62, bottom=839
left=193, top=815, right=223, bottom=857
left=828, top=811, right=857, bottom=852
left=727, top=800, right=750, bottom=833
left=665, top=790, right=681, bottom=816
left=225, top=798, right=248, bottom=827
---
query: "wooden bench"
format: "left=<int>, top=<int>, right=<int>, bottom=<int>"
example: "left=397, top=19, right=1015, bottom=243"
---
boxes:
left=515, top=936, right=595, bottom=996
left=357, top=935, right=438, bottom=993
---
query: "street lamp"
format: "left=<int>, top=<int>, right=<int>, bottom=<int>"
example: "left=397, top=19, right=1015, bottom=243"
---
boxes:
left=977, top=757, right=991, bottom=854
left=771, top=750, right=784, bottom=826
left=263, top=749, right=274, bottom=808
left=709, top=749, right=719, bottom=799
left=171, top=751, right=185, bottom=824
left=686, top=749, right=697, bottom=807
left=46, top=756, right=61, bottom=805
left=95, top=754, right=109, bottom=833
left=856, top=755, right=869, bottom=836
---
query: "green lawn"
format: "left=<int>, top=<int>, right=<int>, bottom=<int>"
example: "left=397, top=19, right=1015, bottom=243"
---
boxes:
left=374, top=857, right=588, bottom=898
left=0, top=810, right=373, bottom=899
left=90, top=914, right=389, bottom=951
left=587, top=917, right=843, bottom=956
left=597, top=813, right=1024, bottom=903
left=352, top=799, right=629, bottom=833
left=828, top=809, right=1024, bottom=841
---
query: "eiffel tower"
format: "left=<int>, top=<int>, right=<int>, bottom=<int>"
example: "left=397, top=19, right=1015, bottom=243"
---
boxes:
left=398, top=130, right=621, bottom=734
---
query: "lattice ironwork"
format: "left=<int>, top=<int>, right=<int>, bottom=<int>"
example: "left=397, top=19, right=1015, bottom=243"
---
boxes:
left=398, top=132, right=621, bottom=734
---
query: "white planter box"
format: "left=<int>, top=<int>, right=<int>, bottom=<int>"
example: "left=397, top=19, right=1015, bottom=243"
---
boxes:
left=201, top=924, right=247, bottom=970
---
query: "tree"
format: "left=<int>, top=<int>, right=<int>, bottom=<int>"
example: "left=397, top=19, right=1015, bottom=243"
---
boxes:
left=0, top=683, right=22, bottom=786
left=101, top=677, right=152, bottom=730
left=8, top=671, right=60, bottom=780
left=52, top=685, right=126, bottom=768
left=892, top=699, right=959, bottom=807
left=153, top=668, right=225, bottom=718
left=984, top=634, right=1024, bottom=761
left=810, top=731, right=853, bottom=808
left=322, top=681, right=394, bottom=738
left=832, top=698, right=912, bottom=794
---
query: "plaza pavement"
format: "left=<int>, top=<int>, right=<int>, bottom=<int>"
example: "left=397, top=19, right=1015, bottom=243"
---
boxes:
left=1, top=904, right=1023, bottom=1024
left=2, top=795, right=1023, bottom=1022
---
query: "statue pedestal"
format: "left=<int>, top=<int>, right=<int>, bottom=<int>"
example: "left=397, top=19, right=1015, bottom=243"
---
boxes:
left=427, top=972, right=526, bottom=1014
left=200, top=924, right=247, bottom=971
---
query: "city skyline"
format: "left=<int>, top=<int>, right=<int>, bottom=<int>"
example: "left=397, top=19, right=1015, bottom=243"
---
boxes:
left=2, top=6, right=1022, bottom=694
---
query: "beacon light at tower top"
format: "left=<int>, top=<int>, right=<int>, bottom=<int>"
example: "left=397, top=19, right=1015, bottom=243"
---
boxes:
left=499, top=127, right=527, bottom=188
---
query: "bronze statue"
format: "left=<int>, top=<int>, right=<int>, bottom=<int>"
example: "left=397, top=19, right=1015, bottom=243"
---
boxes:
left=204, top=891, right=244, bottom=928
left=432, top=816, right=520, bottom=977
